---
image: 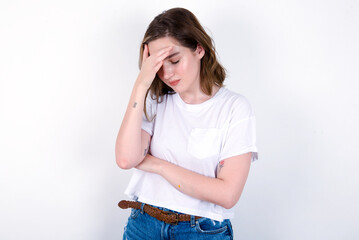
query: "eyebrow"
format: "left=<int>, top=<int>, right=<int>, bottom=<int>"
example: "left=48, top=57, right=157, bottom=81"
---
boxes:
left=165, top=52, right=180, bottom=60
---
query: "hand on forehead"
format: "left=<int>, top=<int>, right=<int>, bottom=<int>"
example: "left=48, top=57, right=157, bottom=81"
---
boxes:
left=147, top=37, right=181, bottom=56
left=150, top=45, right=181, bottom=57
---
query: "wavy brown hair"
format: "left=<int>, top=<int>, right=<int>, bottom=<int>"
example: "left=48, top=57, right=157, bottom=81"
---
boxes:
left=140, top=8, right=226, bottom=120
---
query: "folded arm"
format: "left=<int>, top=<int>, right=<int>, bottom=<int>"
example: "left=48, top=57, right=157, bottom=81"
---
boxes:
left=136, top=152, right=252, bottom=209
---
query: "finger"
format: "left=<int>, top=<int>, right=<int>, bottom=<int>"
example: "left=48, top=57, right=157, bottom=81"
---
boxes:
left=155, top=46, right=173, bottom=58
left=153, top=48, right=174, bottom=65
left=153, top=60, right=164, bottom=73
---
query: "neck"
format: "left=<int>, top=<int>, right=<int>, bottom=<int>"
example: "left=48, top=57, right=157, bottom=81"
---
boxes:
left=178, top=85, right=220, bottom=104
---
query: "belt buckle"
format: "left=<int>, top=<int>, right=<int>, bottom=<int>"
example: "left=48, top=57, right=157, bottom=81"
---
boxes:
left=168, top=212, right=179, bottom=225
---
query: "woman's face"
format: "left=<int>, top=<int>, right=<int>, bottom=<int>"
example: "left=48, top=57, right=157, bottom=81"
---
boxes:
left=147, top=37, right=204, bottom=94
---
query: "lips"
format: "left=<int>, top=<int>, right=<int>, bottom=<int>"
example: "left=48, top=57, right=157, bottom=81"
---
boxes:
left=169, top=80, right=180, bottom=86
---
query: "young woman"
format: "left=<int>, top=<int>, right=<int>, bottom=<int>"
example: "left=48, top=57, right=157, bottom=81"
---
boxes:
left=115, top=7, right=258, bottom=239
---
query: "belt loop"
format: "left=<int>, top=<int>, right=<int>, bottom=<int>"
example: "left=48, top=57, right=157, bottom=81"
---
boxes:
left=190, top=215, right=195, bottom=227
left=140, top=203, right=145, bottom=214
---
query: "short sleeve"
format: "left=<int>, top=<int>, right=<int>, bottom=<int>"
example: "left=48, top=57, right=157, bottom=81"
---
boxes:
left=219, top=97, right=258, bottom=162
left=141, top=92, right=157, bottom=136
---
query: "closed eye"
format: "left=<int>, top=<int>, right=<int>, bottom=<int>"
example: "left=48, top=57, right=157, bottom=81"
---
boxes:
left=171, top=60, right=179, bottom=64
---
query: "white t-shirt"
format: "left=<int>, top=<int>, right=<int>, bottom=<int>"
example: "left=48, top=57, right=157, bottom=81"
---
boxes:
left=124, top=86, right=258, bottom=221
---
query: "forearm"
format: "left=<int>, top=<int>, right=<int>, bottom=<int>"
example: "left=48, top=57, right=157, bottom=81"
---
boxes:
left=115, top=80, right=149, bottom=169
left=145, top=155, right=235, bottom=209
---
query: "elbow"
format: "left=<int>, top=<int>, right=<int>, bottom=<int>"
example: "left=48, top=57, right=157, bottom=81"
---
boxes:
left=222, top=201, right=236, bottom=210
left=222, top=200, right=236, bottom=210
left=115, top=147, right=141, bottom=169
left=116, top=156, right=134, bottom=170
left=221, top=193, right=240, bottom=210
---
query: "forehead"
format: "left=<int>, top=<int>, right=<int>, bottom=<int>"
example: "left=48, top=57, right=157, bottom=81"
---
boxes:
left=148, top=37, right=182, bottom=55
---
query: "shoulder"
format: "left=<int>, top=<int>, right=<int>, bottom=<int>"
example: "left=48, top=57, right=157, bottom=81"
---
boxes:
left=218, top=87, right=255, bottom=119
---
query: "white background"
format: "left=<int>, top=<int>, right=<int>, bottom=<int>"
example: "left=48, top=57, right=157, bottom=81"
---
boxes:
left=1, top=0, right=358, bottom=239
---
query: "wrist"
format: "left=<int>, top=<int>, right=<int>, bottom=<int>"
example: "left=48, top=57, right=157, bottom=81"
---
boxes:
left=135, top=76, right=152, bottom=91
left=134, top=80, right=149, bottom=93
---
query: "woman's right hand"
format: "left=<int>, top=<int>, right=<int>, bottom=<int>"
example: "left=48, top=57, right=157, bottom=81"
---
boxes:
left=136, top=44, right=173, bottom=89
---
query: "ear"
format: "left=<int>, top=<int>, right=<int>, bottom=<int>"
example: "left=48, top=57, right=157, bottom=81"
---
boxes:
left=196, top=44, right=205, bottom=59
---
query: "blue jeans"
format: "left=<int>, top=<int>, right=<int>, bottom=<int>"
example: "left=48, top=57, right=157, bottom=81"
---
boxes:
left=123, top=203, right=233, bottom=240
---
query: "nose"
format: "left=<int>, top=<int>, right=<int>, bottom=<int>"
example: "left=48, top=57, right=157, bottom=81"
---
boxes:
left=161, top=62, right=174, bottom=80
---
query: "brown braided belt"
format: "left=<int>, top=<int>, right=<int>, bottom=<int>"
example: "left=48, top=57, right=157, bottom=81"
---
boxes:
left=118, top=200, right=201, bottom=225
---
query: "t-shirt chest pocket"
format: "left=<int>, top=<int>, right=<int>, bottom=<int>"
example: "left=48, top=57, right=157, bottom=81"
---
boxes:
left=187, top=128, right=222, bottom=159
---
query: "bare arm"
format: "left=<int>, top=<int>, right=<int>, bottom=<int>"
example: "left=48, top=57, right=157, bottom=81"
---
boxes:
left=115, top=83, right=151, bottom=169
left=136, top=152, right=252, bottom=209
left=115, top=45, right=173, bottom=169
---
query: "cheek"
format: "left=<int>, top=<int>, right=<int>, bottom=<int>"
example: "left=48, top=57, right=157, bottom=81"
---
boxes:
left=177, top=61, right=189, bottom=75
